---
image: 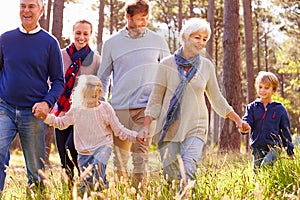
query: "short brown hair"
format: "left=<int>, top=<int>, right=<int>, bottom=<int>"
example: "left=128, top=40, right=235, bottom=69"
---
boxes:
left=125, top=0, right=149, bottom=17
left=255, top=71, right=279, bottom=92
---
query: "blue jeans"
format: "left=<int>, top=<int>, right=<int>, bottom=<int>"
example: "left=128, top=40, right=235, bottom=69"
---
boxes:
left=158, top=136, right=204, bottom=182
left=252, top=147, right=280, bottom=173
left=0, top=99, right=46, bottom=191
left=78, top=145, right=112, bottom=191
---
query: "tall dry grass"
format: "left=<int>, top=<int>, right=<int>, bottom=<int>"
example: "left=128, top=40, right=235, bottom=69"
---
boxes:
left=1, top=147, right=300, bottom=199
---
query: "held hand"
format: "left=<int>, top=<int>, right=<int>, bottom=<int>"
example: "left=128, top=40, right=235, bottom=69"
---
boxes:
left=50, top=108, right=66, bottom=116
left=136, top=137, right=145, bottom=143
left=32, top=101, right=50, bottom=120
left=137, top=131, right=144, bottom=138
left=137, top=126, right=150, bottom=143
left=227, top=112, right=250, bottom=134
left=236, top=121, right=251, bottom=134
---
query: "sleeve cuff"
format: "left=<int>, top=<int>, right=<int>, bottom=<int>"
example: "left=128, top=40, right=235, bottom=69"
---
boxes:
left=287, top=147, right=294, bottom=156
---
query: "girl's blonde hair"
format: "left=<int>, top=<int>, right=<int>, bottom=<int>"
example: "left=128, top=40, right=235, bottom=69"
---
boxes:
left=255, top=71, right=279, bottom=92
left=72, top=75, right=103, bottom=108
left=180, top=18, right=211, bottom=43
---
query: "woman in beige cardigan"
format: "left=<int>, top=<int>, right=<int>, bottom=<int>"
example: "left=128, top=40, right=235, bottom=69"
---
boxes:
left=141, top=18, right=250, bottom=185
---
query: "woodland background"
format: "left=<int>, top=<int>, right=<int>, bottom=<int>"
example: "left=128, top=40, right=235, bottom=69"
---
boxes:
left=8, top=0, right=300, bottom=155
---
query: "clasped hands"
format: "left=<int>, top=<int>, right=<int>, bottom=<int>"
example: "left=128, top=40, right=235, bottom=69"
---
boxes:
left=136, top=126, right=150, bottom=144
left=32, top=101, right=50, bottom=120
left=236, top=120, right=251, bottom=134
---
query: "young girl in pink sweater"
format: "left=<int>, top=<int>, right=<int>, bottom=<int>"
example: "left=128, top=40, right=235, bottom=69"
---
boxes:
left=44, top=75, right=144, bottom=193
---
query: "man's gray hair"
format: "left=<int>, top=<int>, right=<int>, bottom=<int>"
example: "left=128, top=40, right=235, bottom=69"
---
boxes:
left=21, top=0, right=44, bottom=7
left=38, top=0, right=44, bottom=7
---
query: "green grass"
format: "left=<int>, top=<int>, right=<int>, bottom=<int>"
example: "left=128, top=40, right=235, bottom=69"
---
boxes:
left=2, top=147, right=300, bottom=199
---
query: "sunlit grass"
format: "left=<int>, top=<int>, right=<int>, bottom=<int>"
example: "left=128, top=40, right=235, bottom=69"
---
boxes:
left=2, top=147, right=300, bottom=199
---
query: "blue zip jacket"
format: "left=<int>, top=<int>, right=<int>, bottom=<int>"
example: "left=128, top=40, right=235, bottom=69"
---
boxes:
left=242, top=99, right=294, bottom=155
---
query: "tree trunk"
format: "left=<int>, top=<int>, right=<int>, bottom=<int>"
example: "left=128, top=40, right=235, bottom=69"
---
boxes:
left=213, top=24, right=221, bottom=146
left=219, top=0, right=242, bottom=152
left=204, top=0, right=214, bottom=148
left=264, top=33, right=268, bottom=71
left=97, top=0, right=105, bottom=54
left=254, top=11, right=261, bottom=72
left=189, top=0, right=194, bottom=17
left=110, top=0, right=114, bottom=34
left=206, top=0, right=214, bottom=60
left=39, top=0, right=52, bottom=31
left=242, top=0, right=255, bottom=152
left=178, top=0, right=182, bottom=32
left=51, top=0, right=64, bottom=47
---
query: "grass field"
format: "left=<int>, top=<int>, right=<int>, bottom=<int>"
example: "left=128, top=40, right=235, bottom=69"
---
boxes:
left=2, top=147, right=300, bottom=200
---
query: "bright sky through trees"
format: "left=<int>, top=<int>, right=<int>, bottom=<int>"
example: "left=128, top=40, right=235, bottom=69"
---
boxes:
left=0, top=1, right=19, bottom=34
left=0, top=0, right=98, bottom=36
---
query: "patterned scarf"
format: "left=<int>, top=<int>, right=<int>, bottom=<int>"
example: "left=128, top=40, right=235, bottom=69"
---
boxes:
left=158, top=47, right=200, bottom=145
left=54, top=43, right=91, bottom=116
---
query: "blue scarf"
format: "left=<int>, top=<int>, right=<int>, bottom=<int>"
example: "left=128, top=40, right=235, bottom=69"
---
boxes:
left=158, top=48, right=200, bottom=145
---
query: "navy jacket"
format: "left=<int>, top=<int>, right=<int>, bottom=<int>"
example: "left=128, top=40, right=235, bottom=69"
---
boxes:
left=242, top=99, right=294, bottom=155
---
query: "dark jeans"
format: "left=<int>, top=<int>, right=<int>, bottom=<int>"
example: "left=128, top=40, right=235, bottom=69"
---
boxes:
left=55, top=125, right=79, bottom=179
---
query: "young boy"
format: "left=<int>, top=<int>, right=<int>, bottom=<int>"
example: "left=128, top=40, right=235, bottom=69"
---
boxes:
left=242, top=71, right=296, bottom=172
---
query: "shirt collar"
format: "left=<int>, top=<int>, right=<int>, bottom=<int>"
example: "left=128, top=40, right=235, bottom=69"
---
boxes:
left=121, top=27, right=147, bottom=39
left=19, top=24, right=41, bottom=34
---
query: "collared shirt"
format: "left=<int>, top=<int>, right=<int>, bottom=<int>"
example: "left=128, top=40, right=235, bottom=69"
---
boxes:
left=123, top=27, right=147, bottom=39
left=19, top=24, right=41, bottom=34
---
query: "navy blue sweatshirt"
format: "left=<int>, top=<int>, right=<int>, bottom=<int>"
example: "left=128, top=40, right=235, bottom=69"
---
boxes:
left=242, top=99, right=294, bottom=155
left=0, top=28, right=64, bottom=107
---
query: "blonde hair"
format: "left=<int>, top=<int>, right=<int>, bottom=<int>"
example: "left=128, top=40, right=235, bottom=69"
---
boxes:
left=73, top=19, right=93, bottom=34
left=255, top=71, right=279, bottom=92
left=180, top=18, right=211, bottom=43
left=71, top=75, right=103, bottom=108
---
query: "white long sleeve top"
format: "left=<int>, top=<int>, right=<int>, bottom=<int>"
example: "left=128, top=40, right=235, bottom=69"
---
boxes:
left=44, top=101, right=138, bottom=155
